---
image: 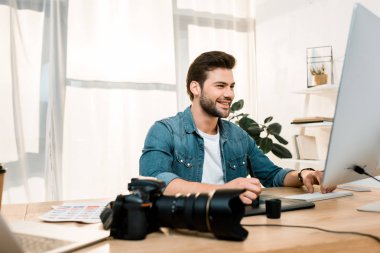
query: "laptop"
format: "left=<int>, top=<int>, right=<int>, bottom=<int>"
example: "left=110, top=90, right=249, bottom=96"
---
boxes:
left=0, top=214, right=109, bottom=253
left=244, top=194, right=315, bottom=216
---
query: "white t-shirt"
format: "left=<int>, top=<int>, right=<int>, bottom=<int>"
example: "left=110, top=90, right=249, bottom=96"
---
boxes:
left=197, top=128, right=224, bottom=185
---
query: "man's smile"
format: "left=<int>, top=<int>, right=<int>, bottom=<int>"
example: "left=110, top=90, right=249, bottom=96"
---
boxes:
left=217, top=100, right=232, bottom=109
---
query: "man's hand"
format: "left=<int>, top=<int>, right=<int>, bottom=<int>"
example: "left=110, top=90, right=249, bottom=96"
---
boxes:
left=301, top=170, right=336, bottom=193
left=224, top=177, right=262, bottom=205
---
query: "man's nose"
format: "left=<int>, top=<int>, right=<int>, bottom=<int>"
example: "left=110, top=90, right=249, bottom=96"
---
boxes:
left=224, top=87, right=234, bottom=98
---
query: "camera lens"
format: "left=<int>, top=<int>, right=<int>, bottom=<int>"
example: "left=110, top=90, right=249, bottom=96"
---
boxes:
left=154, top=193, right=210, bottom=232
left=152, top=189, right=248, bottom=241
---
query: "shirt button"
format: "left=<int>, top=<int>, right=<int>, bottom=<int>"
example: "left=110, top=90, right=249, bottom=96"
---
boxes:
left=180, top=160, right=184, bottom=163
left=233, top=165, right=236, bottom=168
left=242, top=162, right=246, bottom=165
left=187, top=163, right=191, bottom=167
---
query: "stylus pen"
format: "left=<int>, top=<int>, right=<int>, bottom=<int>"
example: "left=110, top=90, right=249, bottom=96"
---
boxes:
left=247, top=155, right=260, bottom=208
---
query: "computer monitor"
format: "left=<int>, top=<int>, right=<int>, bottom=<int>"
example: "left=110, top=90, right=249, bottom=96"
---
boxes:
left=322, top=3, right=380, bottom=187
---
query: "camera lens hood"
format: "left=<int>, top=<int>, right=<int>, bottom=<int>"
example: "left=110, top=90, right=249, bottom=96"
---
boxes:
left=208, top=189, right=248, bottom=241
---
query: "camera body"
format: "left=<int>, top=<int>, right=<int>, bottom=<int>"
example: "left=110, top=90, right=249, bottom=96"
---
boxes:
left=106, top=178, right=248, bottom=241
left=109, top=178, right=164, bottom=240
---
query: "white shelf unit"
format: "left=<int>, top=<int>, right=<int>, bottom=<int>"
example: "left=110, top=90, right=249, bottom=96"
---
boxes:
left=283, top=159, right=325, bottom=166
left=291, top=84, right=338, bottom=169
left=292, top=84, right=338, bottom=94
left=291, top=122, right=333, bottom=128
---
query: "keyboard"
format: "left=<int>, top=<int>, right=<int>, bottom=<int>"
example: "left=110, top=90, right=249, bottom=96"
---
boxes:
left=15, top=233, right=72, bottom=253
left=284, top=191, right=353, bottom=202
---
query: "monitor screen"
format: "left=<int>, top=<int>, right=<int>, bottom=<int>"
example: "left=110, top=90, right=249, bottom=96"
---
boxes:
left=323, top=3, right=380, bottom=187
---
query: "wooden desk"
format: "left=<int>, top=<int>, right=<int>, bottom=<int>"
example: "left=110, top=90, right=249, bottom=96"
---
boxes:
left=2, top=187, right=380, bottom=253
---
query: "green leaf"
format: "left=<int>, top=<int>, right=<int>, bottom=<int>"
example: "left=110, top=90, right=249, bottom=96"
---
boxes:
left=264, top=116, right=273, bottom=124
left=250, top=135, right=261, bottom=145
left=238, top=116, right=258, bottom=130
left=273, top=133, right=288, bottom=145
left=247, top=125, right=262, bottom=136
left=267, top=123, right=282, bottom=135
left=230, top=99, right=244, bottom=113
left=259, top=137, right=273, bottom=154
left=271, top=143, right=292, bottom=158
left=229, top=98, right=291, bottom=158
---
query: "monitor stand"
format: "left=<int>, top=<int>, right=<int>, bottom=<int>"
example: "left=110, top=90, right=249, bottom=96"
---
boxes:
left=357, top=201, right=380, bottom=213
left=335, top=186, right=380, bottom=212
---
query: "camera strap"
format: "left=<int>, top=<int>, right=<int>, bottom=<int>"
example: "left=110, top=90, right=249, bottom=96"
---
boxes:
left=100, top=201, right=114, bottom=230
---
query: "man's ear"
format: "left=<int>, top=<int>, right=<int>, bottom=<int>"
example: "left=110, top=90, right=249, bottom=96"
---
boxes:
left=190, top=81, right=201, bottom=98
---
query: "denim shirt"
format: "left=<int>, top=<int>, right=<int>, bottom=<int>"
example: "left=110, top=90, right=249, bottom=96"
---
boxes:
left=139, top=106, right=293, bottom=188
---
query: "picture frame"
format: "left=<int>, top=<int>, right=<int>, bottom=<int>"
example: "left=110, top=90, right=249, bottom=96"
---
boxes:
left=306, top=46, right=334, bottom=88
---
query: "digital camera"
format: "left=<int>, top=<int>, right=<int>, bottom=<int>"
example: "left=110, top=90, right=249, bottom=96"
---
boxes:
left=101, top=178, right=248, bottom=241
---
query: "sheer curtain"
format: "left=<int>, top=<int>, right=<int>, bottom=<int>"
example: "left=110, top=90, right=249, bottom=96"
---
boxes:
left=0, top=0, right=46, bottom=203
left=0, top=0, right=256, bottom=203
left=173, top=0, right=257, bottom=112
left=62, top=0, right=177, bottom=200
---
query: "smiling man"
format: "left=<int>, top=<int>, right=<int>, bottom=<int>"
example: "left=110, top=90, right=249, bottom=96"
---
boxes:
left=139, top=51, right=334, bottom=204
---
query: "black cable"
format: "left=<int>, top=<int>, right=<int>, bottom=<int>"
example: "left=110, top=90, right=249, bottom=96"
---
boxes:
left=351, top=165, right=380, bottom=183
left=242, top=223, right=380, bottom=244
left=242, top=166, right=380, bottom=244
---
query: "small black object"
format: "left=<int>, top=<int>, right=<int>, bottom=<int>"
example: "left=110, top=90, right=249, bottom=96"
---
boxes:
left=352, top=165, right=365, bottom=174
left=246, top=156, right=260, bottom=209
left=265, top=199, right=281, bottom=219
left=0, top=164, right=6, bottom=173
left=350, top=165, right=380, bottom=183
left=251, top=196, right=260, bottom=208
left=101, top=178, right=249, bottom=241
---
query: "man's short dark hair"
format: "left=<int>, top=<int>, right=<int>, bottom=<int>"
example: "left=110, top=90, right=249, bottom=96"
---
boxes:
left=186, top=51, right=236, bottom=101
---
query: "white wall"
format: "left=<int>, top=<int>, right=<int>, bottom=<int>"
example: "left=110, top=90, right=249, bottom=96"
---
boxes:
left=254, top=0, right=380, bottom=186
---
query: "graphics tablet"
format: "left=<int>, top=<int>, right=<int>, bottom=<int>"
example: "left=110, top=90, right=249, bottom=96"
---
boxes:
left=244, top=194, right=315, bottom=216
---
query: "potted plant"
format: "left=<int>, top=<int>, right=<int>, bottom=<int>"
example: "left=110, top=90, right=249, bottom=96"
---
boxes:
left=228, top=99, right=292, bottom=159
left=310, top=64, right=327, bottom=85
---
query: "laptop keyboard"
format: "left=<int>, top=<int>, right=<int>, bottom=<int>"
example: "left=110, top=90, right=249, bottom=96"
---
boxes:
left=15, top=232, right=73, bottom=253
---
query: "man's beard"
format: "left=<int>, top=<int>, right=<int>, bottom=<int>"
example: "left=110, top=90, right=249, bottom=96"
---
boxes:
left=199, top=92, right=231, bottom=118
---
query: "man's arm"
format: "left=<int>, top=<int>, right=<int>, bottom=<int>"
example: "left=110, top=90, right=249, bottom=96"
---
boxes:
left=139, top=121, right=179, bottom=185
left=282, top=170, right=303, bottom=187
left=165, top=177, right=262, bottom=205
left=283, top=170, right=336, bottom=193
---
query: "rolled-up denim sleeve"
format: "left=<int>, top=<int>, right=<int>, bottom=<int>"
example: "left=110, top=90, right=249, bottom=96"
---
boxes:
left=271, top=167, right=294, bottom=187
left=139, top=121, right=179, bottom=187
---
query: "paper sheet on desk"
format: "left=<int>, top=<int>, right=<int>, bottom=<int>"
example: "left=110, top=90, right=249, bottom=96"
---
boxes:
left=39, top=201, right=109, bottom=223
